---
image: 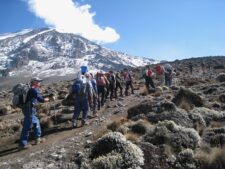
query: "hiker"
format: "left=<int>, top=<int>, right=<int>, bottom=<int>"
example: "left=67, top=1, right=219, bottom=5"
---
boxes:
left=115, top=71, right=123, bottom=99
left=90, top=73, right=98, bottom=117
left=105, top=72, right=110, bottom=101
left=123, top=68, right=134, bottom=96
left=96, top=71, right=106, bottom=110
left=19, top=77, right=51, bottom=149
left=155, top=64, right=165, bottom=86
left=164, top=63, right=173, bottom=87
left=201, top=62, right=206, bottom=74
left=72, top=67, right=93, bottom=127
left=144, top=65, right=155, bottom=92
left=188, top=63, right=193, bottom=74
left=108, top=70, right=116, bottom=100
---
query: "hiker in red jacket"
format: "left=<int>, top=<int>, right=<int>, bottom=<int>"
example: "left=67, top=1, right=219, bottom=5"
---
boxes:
left=155, top=64, right=165, bottom=86
left=144, top=65, right=155, bottom=92
left=123, top=68, right=134, bottom=96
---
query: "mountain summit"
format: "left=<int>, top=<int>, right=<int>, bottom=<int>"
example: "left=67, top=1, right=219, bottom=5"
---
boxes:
left=0, top=28, right=156, bottom=77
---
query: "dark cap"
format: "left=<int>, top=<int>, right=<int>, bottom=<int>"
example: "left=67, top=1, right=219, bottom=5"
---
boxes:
left=31, top=77, right=43, bottom=83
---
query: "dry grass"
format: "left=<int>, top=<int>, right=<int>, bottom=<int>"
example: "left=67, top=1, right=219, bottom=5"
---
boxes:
left=140, top=86, right=149, bottom=96
left=163, top=145, right=174, bottom=157
left=166, top=94, right=173, bottom=100
left=40, top=116, right=54, bottom=129
left=209, top=122, right=225, bottom=128
left=196, top=148, right=225, bottom=169
left=42, top=107, right=49, bottom=114
left=11, top=124, right=21, bottom=132
left=93, top=129, right=109, bottom=141
left=179, top=99, right=194, bottom=112
left=193, top=122, right=205, bottom=136
left=107, top=117, right=128, bottom=132
left=125, top=132, right=139, bottom=143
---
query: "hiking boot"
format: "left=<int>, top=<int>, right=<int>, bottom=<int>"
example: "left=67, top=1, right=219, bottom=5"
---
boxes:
left=18, top=144, right=32, bottom=150
left=72, top=120, right=77, bottom=128
left=81, top=120, right=88, bottom=126
left=35, top=138, right=46, bottom=145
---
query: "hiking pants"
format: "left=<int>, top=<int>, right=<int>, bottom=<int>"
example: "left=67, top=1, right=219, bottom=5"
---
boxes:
left=92, top=96, right=98, bottom=115
left=97, top=85, right=105, bottom=109
left=73, top=97, right=89, bottom=122
left=115, top=82, right=123, bottom=98
left=145, top=77, right=155, bottom=91
left=165, top=75, right=172, bottom=87
left=156, top=74, right=164, bottom=86
left=109, top=84, right=115, bottom=100
left=125, top=81, right=134, bottom=96
left=20, top=106, right=41, bottom=147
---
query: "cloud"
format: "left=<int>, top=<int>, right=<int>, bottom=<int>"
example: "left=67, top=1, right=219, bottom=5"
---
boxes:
left=26, top=0, right=120, bottom=43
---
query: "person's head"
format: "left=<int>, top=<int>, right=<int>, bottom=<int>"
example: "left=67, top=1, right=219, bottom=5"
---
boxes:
left=85, top=73, right=90, bottom=79
left=30, top=77, right=43, bottom=88
left=123, top=68, right=128, bottom=72
left=146, top=65, right=150, bottom=69
left=109, top=70, right=113, bottom=74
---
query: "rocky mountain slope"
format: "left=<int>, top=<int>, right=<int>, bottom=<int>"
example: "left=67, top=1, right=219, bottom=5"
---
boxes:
left=1, top=56, right=225, bottom=168
left=0, top=28, right=155, bottom=77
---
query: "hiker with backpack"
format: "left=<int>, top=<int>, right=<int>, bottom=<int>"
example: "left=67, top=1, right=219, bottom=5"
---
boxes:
left=115, top=71, right=123, bottom=99
left=17, top=77, right=51, bottom=149
left=72, top=67, right=93, bottom=128
left=164, top=63, right=173, bottom=87
left=96, top=71, right=107, bottom=110
left=155, top=64, right=165, bottom=86
left=123, top=68, right=134, bottom=96
left=108, top=70, right=116, bottom=100
left=144, top=65, right=155, bottom=92
left=90, top=73, right=98, bottom=117
left=105, top=72, right=111, bottom=101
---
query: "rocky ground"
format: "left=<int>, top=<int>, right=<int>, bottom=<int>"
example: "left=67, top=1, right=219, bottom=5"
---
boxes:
left=1, top=56, right=225, bottom=169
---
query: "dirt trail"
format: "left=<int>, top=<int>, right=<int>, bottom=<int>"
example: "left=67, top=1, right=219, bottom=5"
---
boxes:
left=0, top=92, right=145, bottom=168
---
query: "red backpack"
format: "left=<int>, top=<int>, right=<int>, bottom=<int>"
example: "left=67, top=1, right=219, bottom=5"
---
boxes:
left=96, top=73, right=106, bottom=86
left=147, top=69, right=153, bottom=77
left=156, top=65, right=163, bottom=75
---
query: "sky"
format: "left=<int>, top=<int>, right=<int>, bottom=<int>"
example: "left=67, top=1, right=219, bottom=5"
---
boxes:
left=0, top=0, right=225, bottom=61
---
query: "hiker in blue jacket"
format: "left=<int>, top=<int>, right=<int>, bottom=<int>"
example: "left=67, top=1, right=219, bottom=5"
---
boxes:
left=72, top=69, right=93, bottom=127
left=19, top=77, right=50, bottom=149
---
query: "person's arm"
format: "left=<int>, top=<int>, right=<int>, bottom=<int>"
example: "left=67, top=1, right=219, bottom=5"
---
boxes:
left=34, top=89, right=49, bottom=103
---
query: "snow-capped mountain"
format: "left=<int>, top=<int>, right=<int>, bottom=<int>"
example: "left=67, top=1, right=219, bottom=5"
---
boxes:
left=0, top=28, right=156, bottom=77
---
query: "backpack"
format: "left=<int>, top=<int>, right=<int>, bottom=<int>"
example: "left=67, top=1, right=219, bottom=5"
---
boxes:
left=72, top=76, right=87, bottom=96
left=146, top=69, right=153, bottom=77
left=124, top=72, right=132, bottom=81
left=156, top=65, right=164, bottom=75
left=12, top=83, right=30, bottom=108
left=108, top=74, right=115, bottom=85
left=164, top=64, right=172, bottom=76
left=96, top=73, right=106, bottom=86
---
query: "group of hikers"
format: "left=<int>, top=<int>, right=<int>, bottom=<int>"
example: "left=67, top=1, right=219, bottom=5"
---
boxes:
left=143, top=63, right=175, bottom=92
left=10, top=61, right=216, bottom=150
left=71, top=66, right=135, bottom=128
left=16, top=66, right=135, bottom=149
